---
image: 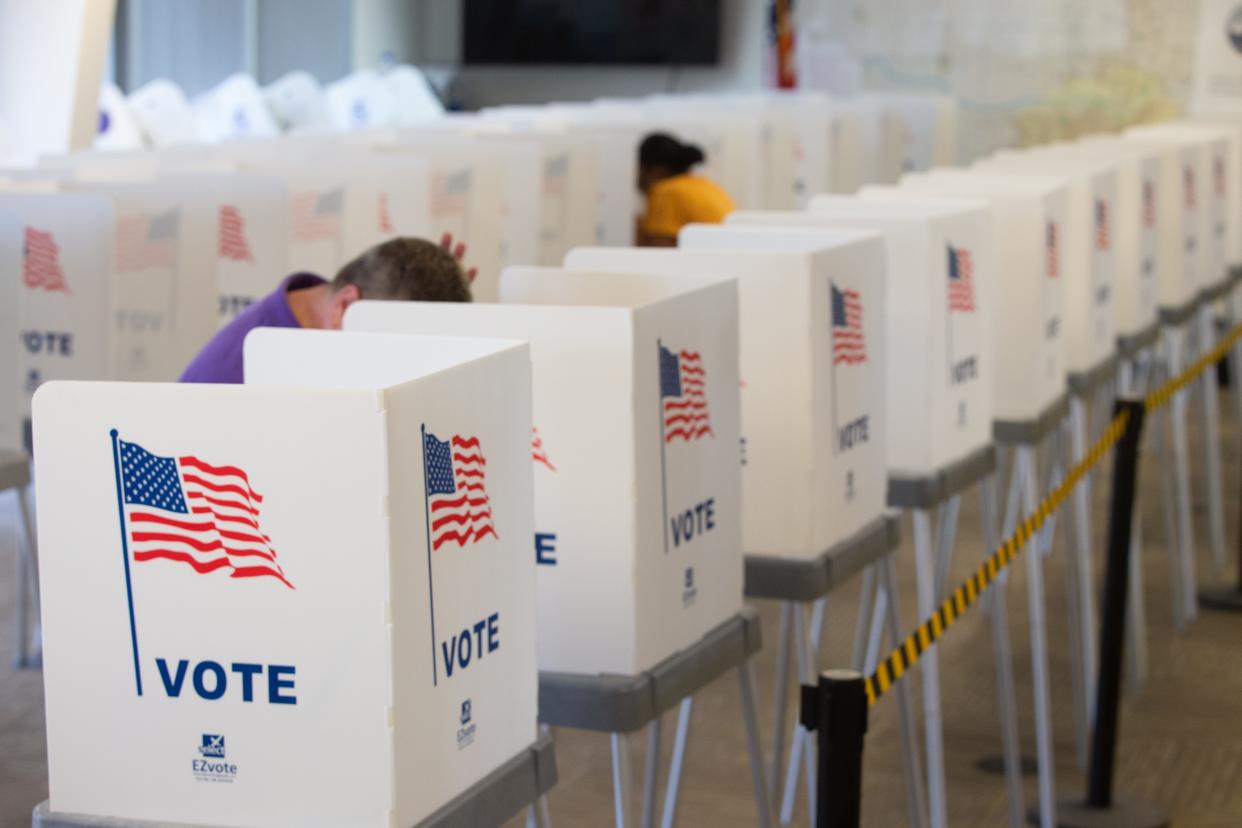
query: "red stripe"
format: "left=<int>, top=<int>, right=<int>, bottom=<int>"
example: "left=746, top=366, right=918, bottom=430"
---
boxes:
left=663, top=399, right=707, bottom=410
left=191, top=506, right=261, bottom=532
left=455, top=468, right=485, bottom=479
left=665, top=412, right=712, bottom=426
left=453, top=451, right=486, bottom=465
left=131, top=531, right=277, bottom=563
left=432, top=524, right=498, bottom=550
left=665, top=425, right=715, bottom=442
left=431, top=508, right=494, bottom=532
left=430, top=492, right=491, bottom=512
left=452, top=436, right=481, bottom=449
left=679, top=350, right=702, bottom=361
left=180, top=457, right=262, bottom=500
left=133, top=549, right=232, bottom=574
left=182, top=474, right=261, bottom=504
left=230, top=565, right=295, bottom=589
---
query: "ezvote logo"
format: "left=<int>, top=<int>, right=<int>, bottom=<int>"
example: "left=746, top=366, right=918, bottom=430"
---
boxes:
left=109, top=430, right=298, bottom=704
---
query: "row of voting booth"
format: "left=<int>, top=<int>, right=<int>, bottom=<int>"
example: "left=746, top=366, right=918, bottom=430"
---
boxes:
left=7, top=86, right=1242, bottom=828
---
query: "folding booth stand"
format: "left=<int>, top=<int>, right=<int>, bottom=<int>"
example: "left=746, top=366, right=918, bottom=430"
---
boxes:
left=33, top=731, right=557, bottom=828
left=31, top=330, right=541, bottom=828
left=2, top=451, right=38, bottom=668
left=564, top=229, right=913, bottom=827
left=725, top=201, right=995, bottom=828
left=347, top=270, right=765, bottom=828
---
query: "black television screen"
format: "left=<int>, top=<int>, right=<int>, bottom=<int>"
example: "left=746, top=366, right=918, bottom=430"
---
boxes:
left=463, top=1, right=721, bottom=65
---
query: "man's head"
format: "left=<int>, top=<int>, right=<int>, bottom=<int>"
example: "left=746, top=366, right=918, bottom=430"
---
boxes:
left=316, top=237, right=472, bottom=329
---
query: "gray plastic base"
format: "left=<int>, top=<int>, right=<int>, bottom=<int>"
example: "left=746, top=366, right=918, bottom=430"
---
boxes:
left=0, top=451, right=31, bottom=492
left=1199, top=585, right=1242, bottom=612
left=1067, top=353, right=1120, bottom=397
left=1030, top=797, right=1168, bottom=828
left=994, top=394, right=1070, bottom=447
left=1116, top=323, right=1159, bottom=361
left=538, top=609, right=761, bottom=733
left=1200, top=278, right=1234, bottom=305
left=887, top=443, right=997, bottom=509
left=1158, top=297, right=1199, bottom=327
left=744, top=515, right=900, bottom=602
left=32, top=734, right=557, bottom=828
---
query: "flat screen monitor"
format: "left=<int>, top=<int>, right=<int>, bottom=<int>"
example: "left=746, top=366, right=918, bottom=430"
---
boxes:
left=463, top=1, right=722, bottom=65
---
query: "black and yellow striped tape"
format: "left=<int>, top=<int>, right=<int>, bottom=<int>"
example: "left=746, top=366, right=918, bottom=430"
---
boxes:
left=865, top=321, right=1242, bottom=708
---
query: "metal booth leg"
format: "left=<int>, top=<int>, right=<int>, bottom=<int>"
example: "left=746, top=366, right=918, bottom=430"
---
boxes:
left=779, top=598, right=827, bottom=824
left=1119, top=354, right=1150, bottom=689
left=1198, top=305, right=1228, bottom=579
left=912, top=508, right=948, bottom=828
left=611, top=732, right=635, bottom=828
left=1067, top=395, right=1099, bottom=728
left=1055, top=419, right=1089, bottom=769
left=980, top=472, right=1024, bottom=828
left=659, top=698, right=693, bottom=828
left=1166, top=326, right=1200, bottom=624
left=880, top=551, right=930, bottom=828
left=641, top=717, right=662, bottom=828
left=1018, top=449, right=1058, bottom=828
left=768, top=601, right=793, bottom=797
left=738, top=659, right=776, bottom=828
left=14, top=483, right=40, bottom=669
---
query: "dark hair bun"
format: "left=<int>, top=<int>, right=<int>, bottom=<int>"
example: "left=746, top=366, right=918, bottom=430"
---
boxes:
left=679, top=143, right=705, bottom=168
left=639, top=132, right=706, bottom=174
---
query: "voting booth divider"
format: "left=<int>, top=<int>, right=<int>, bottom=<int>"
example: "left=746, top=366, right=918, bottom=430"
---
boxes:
left=343, top=271, right=776, bottom=828
left=32, top=330, right=539, bottom=828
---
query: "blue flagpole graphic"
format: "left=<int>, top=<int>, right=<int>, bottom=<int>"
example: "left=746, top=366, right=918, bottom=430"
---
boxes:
left=657, top=339, right=670, bottom=555
left=421, top=424, right=439, bottom=687
left=109, top=429, right=143, bottom=696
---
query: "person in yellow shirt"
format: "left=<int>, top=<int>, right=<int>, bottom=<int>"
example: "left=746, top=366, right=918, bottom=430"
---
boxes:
left=636, top=132, right=736, bottom=246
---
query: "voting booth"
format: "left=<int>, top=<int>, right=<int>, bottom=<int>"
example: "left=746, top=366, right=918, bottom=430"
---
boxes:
left=0, top=208, right=18, bottom=452
left=262, top=71, right=332, bottom=132
left=873, top=171, right=1069, bottom=424
left=192, top=73, right=282, bottom=144
left=0, top=192, right=113, bottom=451
left=95, top=83, right=146, bottom=152
left=33, top=331, right=537, bottom=828
left=728, top=201, right=992, bottom=477
left=975, top=152, right=1119, bottom=375
left=346, top=269, right=742, bottom=677
left=127, top=79, right=197, bottom=149
left=565, top=229, right=887, bottom=558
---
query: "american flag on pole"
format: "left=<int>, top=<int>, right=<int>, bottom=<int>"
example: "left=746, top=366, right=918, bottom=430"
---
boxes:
left=218, top=205, right=254, bottom=262
left=659, top=345, right=713, bottom=443
left=531, top=427, right=556, bottom=472
left=423, top=431, right=497, bottom=550
left=378, top=192, right=395, bottom=234
left=1094, top=200, right=1111, bottom=251
left=947, top=244, right=976, bottom=313
left=831, top=284, right=866, bottom=365
left=22, top=226, right=69, bottom=293
left=291, top=188, right=343, bottom=242
left=1046, top=222, right=1060, bottom=278
left=115, top=210, right=179, bottom=272
left=1184, top=166, right=1197, bottom=209
left=115, top=437, right=292, bottom=588
left=1142, top=181, right=1156, bottom=228
left=431, top=170, right=471, bottom=217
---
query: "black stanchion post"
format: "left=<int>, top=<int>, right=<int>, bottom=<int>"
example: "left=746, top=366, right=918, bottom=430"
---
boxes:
left=1200, top=433, right=1242, bottom=611
left=800, top=668, right=868, bottom=828
left=1053, top=399, right=1168, bottom=828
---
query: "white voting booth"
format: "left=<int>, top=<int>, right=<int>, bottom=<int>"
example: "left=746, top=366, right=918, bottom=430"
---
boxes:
left=873, top=172, right=1069, bottom=423
left=729, top=200, right=993, bottom=476
left=95, top=83, right=146, bottom=152
left=0, top=192, right=113, bottom=450
left=127, top=79, right=197, bottom=149
left=975, top=152, right=1118, bottom=377
left=33, top=331, right=537, bottom=828
left=346, top=269, right=742, bottom=677
left=192, top=73, right=282, bottom=144
left=262, top=71, right=332, bottom=132
left=0, top=208, right=19, bottom=452
left=565, top=230, right=887, bottom=557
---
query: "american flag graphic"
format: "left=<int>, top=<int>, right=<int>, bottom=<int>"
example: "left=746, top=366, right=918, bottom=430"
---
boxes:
left=947, top=244, right=976, bottom=312
left=1142, top=181, right=1156, bottom=228
left=115, top=210, right=179, bottom=272
left=543, top=155, right=569, bottom=196
left=659, top=344, right=713, bottom=443
left=424, top=431, right=497, bottom=550
left=531, top=427, right=556, bottom=472
left=1046, top=222, right=1060, bottom=278
left=831, top=284, right=866, bottom=365
left=378, top=192, right=395, bottom=233
left=22, top=226, right=68, bottom=293
left=1094, top=200, right=1110, bottom=251
left=1184, top=166, right=1197, bottom=209
left=291, top=188, right=343, bottom=242
left=431, top=170, right=471, bottom=216
left=218, top=205, right=253, bottom=262
left=116, top=437, right=292, bottom=588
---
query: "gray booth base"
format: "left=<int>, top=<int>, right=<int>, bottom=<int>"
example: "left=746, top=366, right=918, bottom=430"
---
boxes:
left=1200, top=278, right=1234, bottom=305
left=32, top=734, right=557, bottom=828
left=1159, top=297, right=1200, bottom=327
left=886, top=443, right=997, bottom=510
left=1067, top=353, right=1120, bottom=397
left=993, top=394, right=1070, bottom=447
left=0, top=451, right=31, bottom=491
left=538, top=609, right=761, bottom=734
left=743, top=515, right=900, bottom=603
left=1117, top=322, right=1160, bottom=361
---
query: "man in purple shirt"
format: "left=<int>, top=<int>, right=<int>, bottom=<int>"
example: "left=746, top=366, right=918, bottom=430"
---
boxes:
left=181, top=237, right=471, bottom=383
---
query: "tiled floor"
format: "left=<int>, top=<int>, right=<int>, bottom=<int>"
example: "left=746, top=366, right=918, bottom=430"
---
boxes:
left=6, top=393, right=1242, bottom=827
